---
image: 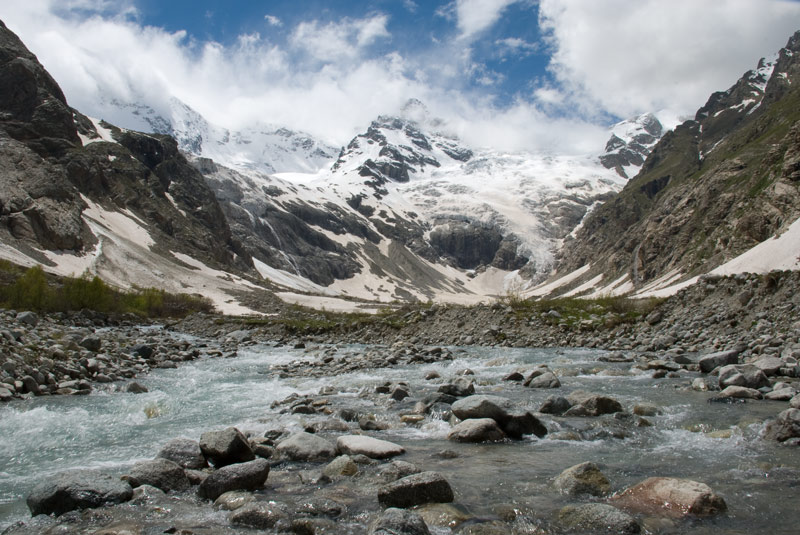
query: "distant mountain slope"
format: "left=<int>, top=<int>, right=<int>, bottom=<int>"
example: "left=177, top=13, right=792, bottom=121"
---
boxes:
left=554, top=30, right=800, bottom=296
left=95, top=97, right=338, bottom=175
left=0, top=19, right=269, bottom=313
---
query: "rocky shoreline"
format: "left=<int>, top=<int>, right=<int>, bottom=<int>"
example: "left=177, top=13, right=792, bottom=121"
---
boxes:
left=2, top=271, right=800, bottom=534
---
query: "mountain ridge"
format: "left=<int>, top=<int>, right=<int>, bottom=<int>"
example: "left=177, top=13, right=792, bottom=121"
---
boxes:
left=550, top=30, right=800, bottom=298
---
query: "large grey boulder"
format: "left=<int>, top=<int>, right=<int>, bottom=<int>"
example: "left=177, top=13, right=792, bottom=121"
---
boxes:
left=539, top=395, right=571, bottom=415
left=763, top=408, right=800, bottom=442
left=553, top=462, right=611, bottom=497
left=125, top=458, right=190, bottom=492
left=447, top=418, right=506, bottom=443
left=524, top=369, right=561, bottom=388
left=157, top=438, right=208, bottom=470
left=557, top=503, right=640, bottom=534
left=451, top=395, right=512, bottom=421
left=753, top=356, right=786, bottom=376
left=718, top=364, right=770, bottom=390
left=611, top=477, right=727, bottom=518
left=698, top=349, right=740, bottom=373
left=378, top=471, right=454, bottom=508
left=451, top=395, right=547, bottom=438
left=229, top=501, right=290, bottom=530
left=276, top=431, right=337, bottom=461
left=197, top=458, right=270, bottom=500
left=336, top=435, right=405, bottom=459
left=437, top=377, right=475, bottom=397
left=27, top=470, right=133, bottom=516
left=369, top=508, right=431, bottom=535
left=565, top=391, right=623, bottom=416
left=199, top=427, right=255, bottom=467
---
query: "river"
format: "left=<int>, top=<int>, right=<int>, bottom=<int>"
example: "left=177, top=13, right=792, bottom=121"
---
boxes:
left=1, top=341, right=797, bottom=533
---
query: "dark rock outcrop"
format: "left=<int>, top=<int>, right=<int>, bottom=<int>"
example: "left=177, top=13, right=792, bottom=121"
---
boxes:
left=26, top=470, right=133, bottom=516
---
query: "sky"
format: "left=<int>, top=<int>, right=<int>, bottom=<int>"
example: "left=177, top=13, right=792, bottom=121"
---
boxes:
left=2, top=0, right=800, bottom=153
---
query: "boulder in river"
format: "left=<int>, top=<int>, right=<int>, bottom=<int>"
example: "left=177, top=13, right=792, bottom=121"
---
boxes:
left=378, top=471, right=454, bottom=508
left=539, top=395, right=572, bottom=415
left=276, top=431, right=337, bottom=461
left=763, top=408, right=800, bottom=442
left=336, top=435, right=405, bottom=459
left=157, top=437, right=208, bottom=470
left=229, top=501, right=290, bottom=530
left=27, top=469, right=133, bottom=516
left=438, top=377, right=475, bottom=397
left=717, top=385, right=763, bottom=400
left=197, top=458, right=270, bottom=500
left=322, top=455, right=359, bottom=478
left=718, top=364, right=770, bottom=390
left=557, top=503, right=640, bottom=534
left=448, top=418, right=507, bottom=443
left=369, top=507, right=431, bottom=535
left=524, top=369, right=561, bottom=388
left=125, top=458, right=190, bottom=492
left=451, top=395, right=547, bottom=438
left=611, top=477, right=727, bottom=518
left=565, top=391, right=624, bottom=416
left=199, top=427, right=255, bottom=467
left=451, top=395, right=512, bottom=421
left=553, top=462, right=611, bottom=497
left=698, top=349, right=740, bottom=373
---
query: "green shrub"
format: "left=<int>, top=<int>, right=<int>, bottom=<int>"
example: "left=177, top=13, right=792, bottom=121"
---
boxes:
left=0, top=264, right=213, bottom=318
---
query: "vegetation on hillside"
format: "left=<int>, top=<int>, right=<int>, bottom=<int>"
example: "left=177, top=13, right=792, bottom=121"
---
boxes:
left=0, top=262, right=213, bottom=318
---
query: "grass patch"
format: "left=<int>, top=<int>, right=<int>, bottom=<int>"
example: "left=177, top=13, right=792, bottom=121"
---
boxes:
left=501, top=294, right=664, bottom=327
left=0, top=264, right=213, bottom=318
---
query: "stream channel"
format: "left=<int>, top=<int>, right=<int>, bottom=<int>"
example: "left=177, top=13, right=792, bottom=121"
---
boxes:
left=1, top=338, right=798, bottom=533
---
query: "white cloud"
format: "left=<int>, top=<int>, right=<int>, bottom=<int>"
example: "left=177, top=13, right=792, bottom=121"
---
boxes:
left=264, top=14, right=282, bottom=27
left=537, top=0, right=800, bottom=121
left=495, top=37, right=538, bottom=57
left=289, top=14, right=390, bottom=62
left=2, top=0, right=799, bottom=158
left=453, top=0, right=520, bottom=41
left=403, top=0, right=418, bottom=13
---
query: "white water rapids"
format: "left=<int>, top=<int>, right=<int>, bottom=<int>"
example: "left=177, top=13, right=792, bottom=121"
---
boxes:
left=1, top=341, right=798, bottom=533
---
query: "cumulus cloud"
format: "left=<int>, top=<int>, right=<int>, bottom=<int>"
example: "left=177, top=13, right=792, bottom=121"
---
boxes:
left=451, top=0, right=521, bottom=41
left=264, top=14, right=282, bottom=27
left=2, top=0, right=798, bottom=156
left=537, top=0, right=800, bottom=122
left=495, top=37, right=538, bottom=57
left=290, top=15, right=390, bottom=63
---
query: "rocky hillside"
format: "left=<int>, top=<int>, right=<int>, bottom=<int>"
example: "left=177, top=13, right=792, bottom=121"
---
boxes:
left=555, top=31, right=800, bottom=294
left=0, top=20, right=269, bottom=313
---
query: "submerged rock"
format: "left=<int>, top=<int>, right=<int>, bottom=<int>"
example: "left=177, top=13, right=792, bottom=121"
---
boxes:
left=199, top=427, right=255, bottom=467
left=125, top=458, right=190, bottom=492
left=197, top=458, right=270, bottom=500
left=448, top=418, right=506, bottom=443
left=157, top=437, right=208, bottom=469
left=763, top=408, right=800, bottom=442
left=336, top=435, right=405, bottom=459
left=558, top=503, right=640, bottom=534
left=27, top=469, right=133, bottom=516
left=229, top=501, right=290, bottom=529
left=378, top=471, right=454, bottom=508
left=553, top=462, right=611, bottom=497
left=611, top=477, right=727, bottom=518
left=369, top=507, right=431, bottom=535
left=277, top=431, right=337, bottom=461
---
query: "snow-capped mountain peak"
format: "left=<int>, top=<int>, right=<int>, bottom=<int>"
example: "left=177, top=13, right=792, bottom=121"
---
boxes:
left=94, top=95, right=338, bottom=175
left=599, top=113, right=664, bottom=178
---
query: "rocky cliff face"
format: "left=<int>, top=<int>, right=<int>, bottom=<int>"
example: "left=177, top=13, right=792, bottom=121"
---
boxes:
left=0, top=19, right=250, bottom=288
left=556, top=31, right=800, bottom=293
left=599, top=113, right=664, bottom=178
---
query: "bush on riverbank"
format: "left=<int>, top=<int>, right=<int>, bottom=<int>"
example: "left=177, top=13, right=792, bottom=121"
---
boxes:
left=0, top=263, right=213, bottom=318
left=502, top=293, right=664, bottom=327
